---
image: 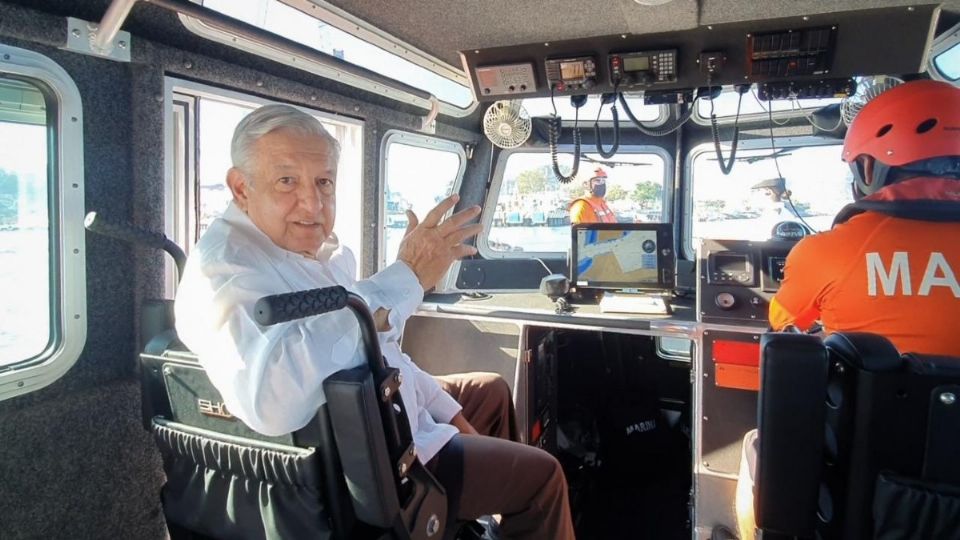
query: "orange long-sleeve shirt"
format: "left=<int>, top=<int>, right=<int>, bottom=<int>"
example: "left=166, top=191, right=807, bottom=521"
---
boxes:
left=770, top=211, right=960, bottom=356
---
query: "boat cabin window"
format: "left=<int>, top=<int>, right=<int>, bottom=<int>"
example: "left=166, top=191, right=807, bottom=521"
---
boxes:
left=166, top=82, right=363, bottom=274
left=481, top=149, right=669, bottom=257
left=522, top=95, right=665, bottom=124
left=657, top=336, right=694, bottom=361
left=934, top=41, right=960, bottom=81
left=191, top=0, right=474, bottom=110
left=380, top=132, right=465, bottom=268
left=0, top=45, right=85, bottom=401
left=686, top=141, right=853, bottom=257
left=695, top=88, right=842, bottom=123
left=0, top=78, right=50, bottom=366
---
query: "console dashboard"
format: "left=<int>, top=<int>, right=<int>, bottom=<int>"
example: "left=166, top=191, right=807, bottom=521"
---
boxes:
left=462, top=5, right=938, bottom=103
left=697, top=239, right=797, bottom=324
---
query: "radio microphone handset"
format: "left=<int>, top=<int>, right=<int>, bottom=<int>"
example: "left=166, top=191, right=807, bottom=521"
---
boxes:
left=594, top=91, right=620, bottom=159
left=618, top=90, right=698, bottom=138
left=548, top=93, right=588, bottom=184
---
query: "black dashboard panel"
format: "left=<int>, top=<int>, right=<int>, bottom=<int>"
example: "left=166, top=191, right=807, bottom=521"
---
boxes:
left=697, top=239, right=797, bottom=324
left=461, top=5, right=938, bottom=102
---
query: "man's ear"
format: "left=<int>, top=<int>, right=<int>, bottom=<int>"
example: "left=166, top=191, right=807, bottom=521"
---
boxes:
left=226, top=168, right=250, bottom=211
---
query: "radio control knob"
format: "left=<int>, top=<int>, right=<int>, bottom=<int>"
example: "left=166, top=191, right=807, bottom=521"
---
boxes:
left=715, top=292, right=736, bottom=310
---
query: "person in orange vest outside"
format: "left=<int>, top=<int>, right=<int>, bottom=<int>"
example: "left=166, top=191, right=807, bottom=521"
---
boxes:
left=569, top=167, right=618, bottom=224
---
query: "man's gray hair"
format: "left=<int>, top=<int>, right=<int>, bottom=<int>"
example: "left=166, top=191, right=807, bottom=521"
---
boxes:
left=231, top=104, right=341, bottom=177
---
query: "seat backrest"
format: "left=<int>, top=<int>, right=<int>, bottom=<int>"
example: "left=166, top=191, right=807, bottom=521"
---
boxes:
left=140, top=345, right=356, bottom=540
left=141, top=335, right=450, bottom=540
left=821, top=333, right=960, bottom=539
left=755, top=332, right=960, bottom=540
left=754, top=333, right=829, bottom=538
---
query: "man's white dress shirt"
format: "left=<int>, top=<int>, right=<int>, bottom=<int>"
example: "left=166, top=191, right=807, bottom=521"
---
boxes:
left=175, top=202, right=460, bottom=462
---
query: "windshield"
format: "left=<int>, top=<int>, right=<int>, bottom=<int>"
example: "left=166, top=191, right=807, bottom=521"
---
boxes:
left=696, top=89, right=842, bottom=120
left=522, top=95, right=662, bottom=123
left=688, top=143, right=854, bottom=255
left=485, top=151, right=667, bottom=255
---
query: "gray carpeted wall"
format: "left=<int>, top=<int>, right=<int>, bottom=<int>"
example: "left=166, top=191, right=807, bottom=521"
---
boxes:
left=0, top=2, right=480, bottom=538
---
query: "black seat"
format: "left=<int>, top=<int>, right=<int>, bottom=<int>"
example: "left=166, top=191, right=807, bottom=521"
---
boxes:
left=755, top=332, right=960, bottom=539
left=85, top=215, right=454, bottom=540
left=140, top=306, right=450, bottom=540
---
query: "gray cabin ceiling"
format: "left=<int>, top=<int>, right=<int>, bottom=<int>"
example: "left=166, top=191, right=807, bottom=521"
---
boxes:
left=322, top=0, right=960, bottom=68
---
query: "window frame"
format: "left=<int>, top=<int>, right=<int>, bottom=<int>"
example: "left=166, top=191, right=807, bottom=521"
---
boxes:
left=163, top=77, right=366, bottom=289
left=179, top=0, right=478, bottom=116
left=928, top=21, right=960, bottom=83
left=0, top=43, right=86, bottom=402
left=478, top=145, right=674, bottom=260
left=682, top=136, right=845, bottom=259
left=378, top=130, right=466, bottom=270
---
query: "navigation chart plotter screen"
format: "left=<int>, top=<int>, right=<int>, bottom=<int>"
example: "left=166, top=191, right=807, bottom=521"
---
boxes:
left=570, top=223, right=674, bottom=290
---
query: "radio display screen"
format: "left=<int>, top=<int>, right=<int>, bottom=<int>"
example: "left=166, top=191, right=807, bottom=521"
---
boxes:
left=560, top=61, right=585, bottom=80
left=715, top=253, right=748, bottom=273
left=623, top=56, right=650, bottom=71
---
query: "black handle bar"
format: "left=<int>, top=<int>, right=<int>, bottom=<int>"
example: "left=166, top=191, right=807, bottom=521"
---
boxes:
left=254, top=286, right=349, bottom=326
left=84, top=211, right=187, bottom=283
left=255, top=286, right=390, bottom=381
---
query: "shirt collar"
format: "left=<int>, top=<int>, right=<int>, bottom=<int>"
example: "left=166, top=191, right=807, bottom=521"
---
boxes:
left=221, top=201, right=340, bottom=262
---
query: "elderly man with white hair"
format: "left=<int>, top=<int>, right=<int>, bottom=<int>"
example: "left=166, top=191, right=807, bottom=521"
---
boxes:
left=175, top=104, right=575, bottom=540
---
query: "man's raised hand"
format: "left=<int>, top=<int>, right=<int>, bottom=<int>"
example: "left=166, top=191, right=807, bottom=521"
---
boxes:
left=397, top=194, right=482, bottom=291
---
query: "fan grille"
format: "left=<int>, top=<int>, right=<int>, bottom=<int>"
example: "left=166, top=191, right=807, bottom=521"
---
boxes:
left=483, top=101, right=532, bottom=149
left=841, top=76, right=903, bottom=126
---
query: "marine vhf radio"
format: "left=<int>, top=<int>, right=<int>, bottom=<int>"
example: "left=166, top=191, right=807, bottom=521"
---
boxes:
left=544, top=56, right=598, bottom=91
left=609, top=49, right=678, bottom=88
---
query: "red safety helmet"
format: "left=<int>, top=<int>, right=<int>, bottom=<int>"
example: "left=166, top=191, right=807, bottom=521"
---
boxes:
left=591, top=167, right=608, bottom=181
left=842, top=80, right=960, bottom=197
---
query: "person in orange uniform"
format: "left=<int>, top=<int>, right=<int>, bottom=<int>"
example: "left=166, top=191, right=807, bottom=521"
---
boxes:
left=736, top=80, right=960, bottom=540
left=769, top=80, right=960, bottom=357
left=569, top=167, right=618, bottom=224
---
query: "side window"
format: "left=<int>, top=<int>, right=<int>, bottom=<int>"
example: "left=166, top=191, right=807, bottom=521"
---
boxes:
left=481, top=150, right=669, bottom=256
left=166, top=81, right=364, bottom=275
left=0, top=45, right=86, bottom=400
left=686, top=143, right=854, bottom=257
left=380, top=132, right=465, bottom=268
left=930, top=22, right=960, bottom=83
